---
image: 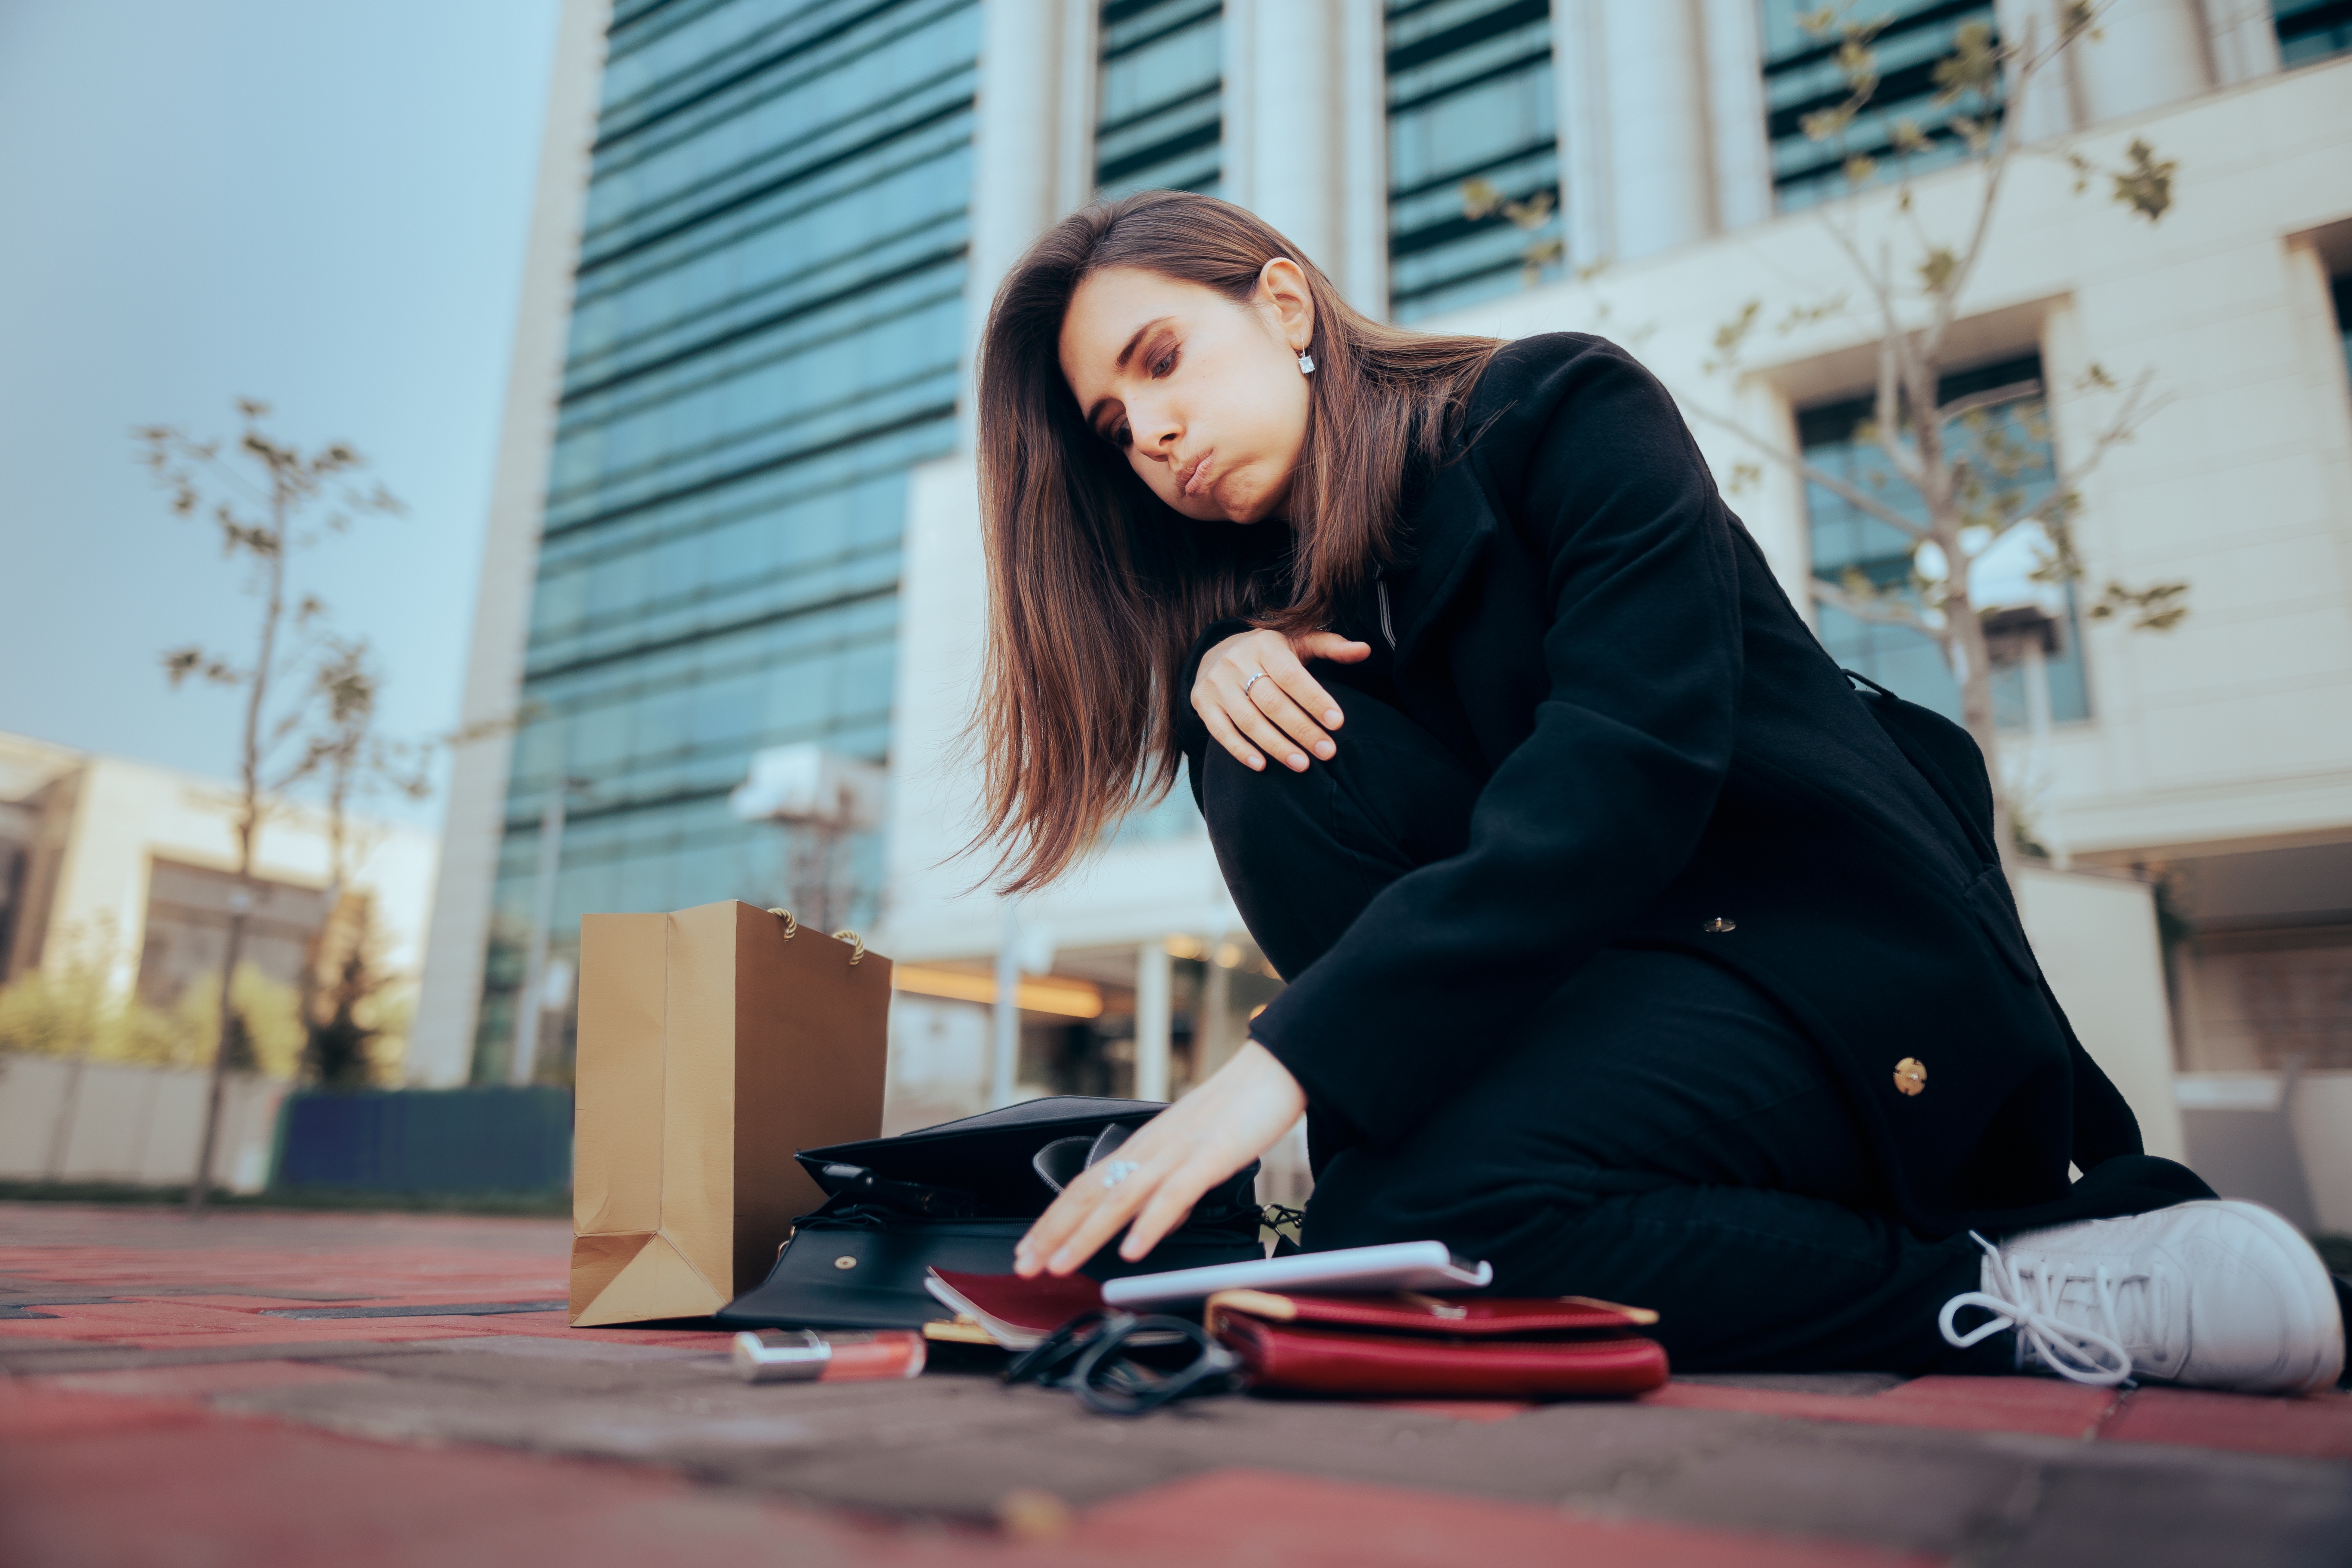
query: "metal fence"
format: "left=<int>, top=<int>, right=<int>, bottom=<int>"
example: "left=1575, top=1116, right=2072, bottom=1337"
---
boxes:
left=276, top=1084, right=572, bottom=1196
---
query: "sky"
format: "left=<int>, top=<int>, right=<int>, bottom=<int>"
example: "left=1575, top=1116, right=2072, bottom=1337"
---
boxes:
left=0, top=0, right=564, bottom=830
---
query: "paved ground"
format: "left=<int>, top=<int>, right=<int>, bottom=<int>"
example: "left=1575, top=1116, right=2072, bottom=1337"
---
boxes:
left=1, top=1202, right=2347, bottom=1566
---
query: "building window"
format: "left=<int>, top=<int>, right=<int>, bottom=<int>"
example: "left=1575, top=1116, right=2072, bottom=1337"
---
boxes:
left=2334, top=271, right=2352, bottom=387
left=1096, top=0, right=1224, bottom=197
left=1759, top=0, right=2000, bottom=212
left=137, top=859, right=330, bottom=1011
left=0, top=811, right=29, bottom=986
left=1802, top=354, right=2091, bottom=728
left=1384, top=0, right=1559, bottom=323
left=2276, top=0, right=2352, bottom=65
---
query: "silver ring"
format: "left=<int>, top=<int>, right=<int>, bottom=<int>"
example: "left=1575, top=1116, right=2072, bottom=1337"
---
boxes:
left=1098, top=1159, right=1141, bottom=1191
left=1240, top=671, right=1268, bottom=698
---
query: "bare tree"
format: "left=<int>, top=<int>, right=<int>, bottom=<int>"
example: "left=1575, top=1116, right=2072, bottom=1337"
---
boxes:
left=1697, top=2, right=2188, bottom=879
left=136, top=399, right=402, bottom=1211
left=299, top=636, right=429, bottom=1088
left=308, top=637, right=428, bottom=890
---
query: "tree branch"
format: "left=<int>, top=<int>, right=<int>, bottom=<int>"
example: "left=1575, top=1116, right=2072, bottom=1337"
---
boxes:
left=1814, top=222, right=1929, bottom=491
left=1689, top=404, right=1931, bottom=539
left=1810, top=574, right=1938, bottom=631
left=2054, top=367, right=2164, bottom=478
left=1936, top=377, right=2045, bottom=426
left=1987, top=372, right=2167, bottom=544
left=175, top=440, right=277, bottom=511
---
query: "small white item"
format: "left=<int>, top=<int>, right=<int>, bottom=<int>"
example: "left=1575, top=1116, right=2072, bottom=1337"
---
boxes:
left=1101, top=1240, right=1491, bottom=1308
left=1098, top=1159, right=1140, bottom=1190
left=733, top=1328, right=925, bottom=1384
left=735, top=1328, right=831, bottom=1381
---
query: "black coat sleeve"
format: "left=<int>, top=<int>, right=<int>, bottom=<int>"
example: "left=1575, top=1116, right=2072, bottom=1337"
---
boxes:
left=1245, top=340, right=1745, bottom=1147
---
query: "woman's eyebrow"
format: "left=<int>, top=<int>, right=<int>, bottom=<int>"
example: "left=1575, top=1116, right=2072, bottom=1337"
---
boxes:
left=1115, top=316, right=1173, bottom=370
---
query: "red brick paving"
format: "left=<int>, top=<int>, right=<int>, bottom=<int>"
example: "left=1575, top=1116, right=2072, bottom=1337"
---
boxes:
left=1645, top=1373, right=2125, bottom=1438
left=1052, top=1469, right=1939, bottom=1567
left=2102, top=1385, right=2352, bottom=1461
left=1644, top=1372, right=2352, bottom=1455
left=0, top=1378, right=210, bottom=1441
left=40, top=1359, right=379, bottom=1399
left=0, top=1381, right=927, bottom=1568
left=0, top=1376, right=1936, bottom=1568
left=3, top=1202, right=2347, bottom=1565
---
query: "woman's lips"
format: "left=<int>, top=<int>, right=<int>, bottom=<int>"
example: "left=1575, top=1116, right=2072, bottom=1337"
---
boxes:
left=1182, top=451, right=1214, bottom=497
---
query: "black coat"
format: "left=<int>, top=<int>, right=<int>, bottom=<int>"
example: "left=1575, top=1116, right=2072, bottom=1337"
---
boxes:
left=1181, top=334, right=2142, bottom=1240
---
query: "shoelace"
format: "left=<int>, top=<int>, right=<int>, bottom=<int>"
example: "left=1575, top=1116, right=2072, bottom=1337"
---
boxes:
left=1938, top=1230, right=2136, bottom=1387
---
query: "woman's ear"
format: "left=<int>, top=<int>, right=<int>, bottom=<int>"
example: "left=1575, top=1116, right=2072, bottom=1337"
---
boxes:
left=1256, top=257, right=1317, bottom=356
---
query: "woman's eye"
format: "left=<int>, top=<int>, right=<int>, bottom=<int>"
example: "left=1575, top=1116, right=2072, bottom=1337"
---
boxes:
left=1111, top=422, right=1132, bottom=450
left=1150, top=346, right=1178, bottom=377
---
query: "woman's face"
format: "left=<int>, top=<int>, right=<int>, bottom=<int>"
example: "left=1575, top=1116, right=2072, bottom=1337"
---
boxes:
left=1057, top=261, right=1315, bottom=525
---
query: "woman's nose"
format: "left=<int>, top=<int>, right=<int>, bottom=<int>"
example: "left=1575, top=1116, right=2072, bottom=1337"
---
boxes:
left=1133, top=406, right=1180, bottom=459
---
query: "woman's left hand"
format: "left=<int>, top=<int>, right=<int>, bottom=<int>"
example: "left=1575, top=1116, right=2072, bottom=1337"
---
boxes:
left=1014, top=1040, right=1307, bottom=1277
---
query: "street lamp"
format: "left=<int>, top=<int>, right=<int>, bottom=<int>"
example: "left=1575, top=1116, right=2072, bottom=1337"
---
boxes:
left=510, top=773, right=593, bottom=1087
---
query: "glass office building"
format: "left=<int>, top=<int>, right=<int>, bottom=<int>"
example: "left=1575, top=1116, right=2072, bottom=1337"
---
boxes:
left=476, top=0, right=981, bottom=1078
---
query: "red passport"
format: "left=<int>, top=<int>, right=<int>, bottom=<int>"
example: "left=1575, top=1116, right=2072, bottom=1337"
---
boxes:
left=1205, top=1290, right=1669, bottom=1398
left=927, top=1268, right=1102, bottom=1348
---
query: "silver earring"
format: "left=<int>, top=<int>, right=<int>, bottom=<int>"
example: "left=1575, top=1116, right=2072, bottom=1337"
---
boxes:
left=1298, top=350, right=1315, bottom=375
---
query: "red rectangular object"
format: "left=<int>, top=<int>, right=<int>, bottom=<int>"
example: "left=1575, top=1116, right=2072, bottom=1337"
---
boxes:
left=1207, top=1291, right=1669, bottom=1399
left=1208, top=1290, right=1655, bottom=1336
left=927, top=1269, right=1103, bottom=1343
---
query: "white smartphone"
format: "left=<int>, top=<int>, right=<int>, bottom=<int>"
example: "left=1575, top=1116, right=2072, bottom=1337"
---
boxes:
left=1099, top=1240, right=1492, bottom=1308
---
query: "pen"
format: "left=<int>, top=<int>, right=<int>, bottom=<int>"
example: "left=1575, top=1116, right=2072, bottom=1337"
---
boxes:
left=733, top=1328, right=926, bottom=1383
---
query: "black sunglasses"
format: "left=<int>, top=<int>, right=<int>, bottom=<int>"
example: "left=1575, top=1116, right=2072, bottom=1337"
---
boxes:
left=1001, top=1308, right=1243, bottom=1416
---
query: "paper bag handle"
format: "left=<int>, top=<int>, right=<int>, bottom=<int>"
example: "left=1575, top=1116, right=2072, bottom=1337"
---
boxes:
left=766, top=908, right=866, bottom=965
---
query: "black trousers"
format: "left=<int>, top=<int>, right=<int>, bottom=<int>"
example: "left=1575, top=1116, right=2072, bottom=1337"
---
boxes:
left=1199, top=685, right=2015, bottom=1374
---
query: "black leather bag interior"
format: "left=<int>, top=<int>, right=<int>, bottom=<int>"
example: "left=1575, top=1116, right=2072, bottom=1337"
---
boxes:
left=717, top=1096, right=1267, bottom=1330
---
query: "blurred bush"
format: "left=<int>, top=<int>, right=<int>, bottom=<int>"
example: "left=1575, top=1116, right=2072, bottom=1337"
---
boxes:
left=0, top=959, right=304, bottom=1078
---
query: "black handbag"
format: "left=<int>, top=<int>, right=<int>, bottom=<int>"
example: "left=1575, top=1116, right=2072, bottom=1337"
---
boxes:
left=716, top=1096, right=1268, bottom=1330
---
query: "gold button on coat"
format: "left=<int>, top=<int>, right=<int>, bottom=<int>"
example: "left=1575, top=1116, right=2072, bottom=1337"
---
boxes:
left=1893, top=1058, right=1927, bottom=1096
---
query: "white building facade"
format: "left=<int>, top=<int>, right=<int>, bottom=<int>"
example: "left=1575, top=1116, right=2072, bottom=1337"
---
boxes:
left=425, top=0, right=2352, bottom=1214
left=883, top=0, right=2352, bottom=1205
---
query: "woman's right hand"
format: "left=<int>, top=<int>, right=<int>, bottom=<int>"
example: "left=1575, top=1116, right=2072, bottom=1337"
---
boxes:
left=1192, top=628, right=1370, bottom=773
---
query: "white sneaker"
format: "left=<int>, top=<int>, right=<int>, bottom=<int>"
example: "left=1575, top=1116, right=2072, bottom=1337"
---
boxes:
left=1939, top=1200, right=2345, bottom=1395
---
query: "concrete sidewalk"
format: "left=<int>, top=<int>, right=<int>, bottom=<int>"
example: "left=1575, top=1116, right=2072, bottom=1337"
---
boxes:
left=2, top=1203, right=2346, bottom=1566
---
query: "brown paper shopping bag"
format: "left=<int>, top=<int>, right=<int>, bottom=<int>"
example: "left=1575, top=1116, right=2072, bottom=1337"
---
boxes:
left=570, top=900, right=888, bottom=1326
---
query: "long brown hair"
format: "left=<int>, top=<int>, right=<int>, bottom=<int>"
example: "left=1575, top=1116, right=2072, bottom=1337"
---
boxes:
left=973, top=190, right=1498, bottom=891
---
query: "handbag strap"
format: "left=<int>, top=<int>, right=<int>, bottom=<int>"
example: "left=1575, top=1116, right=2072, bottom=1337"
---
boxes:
left=766, top=907, right=865, bottom=964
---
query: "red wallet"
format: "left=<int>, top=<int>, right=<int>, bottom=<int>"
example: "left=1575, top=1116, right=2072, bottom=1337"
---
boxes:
left=1204, top=1289, right=1669, bottom=1398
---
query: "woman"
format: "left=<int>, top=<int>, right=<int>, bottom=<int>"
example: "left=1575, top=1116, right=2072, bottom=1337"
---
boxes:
left=979, top=190, right=2340, bottom=1391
